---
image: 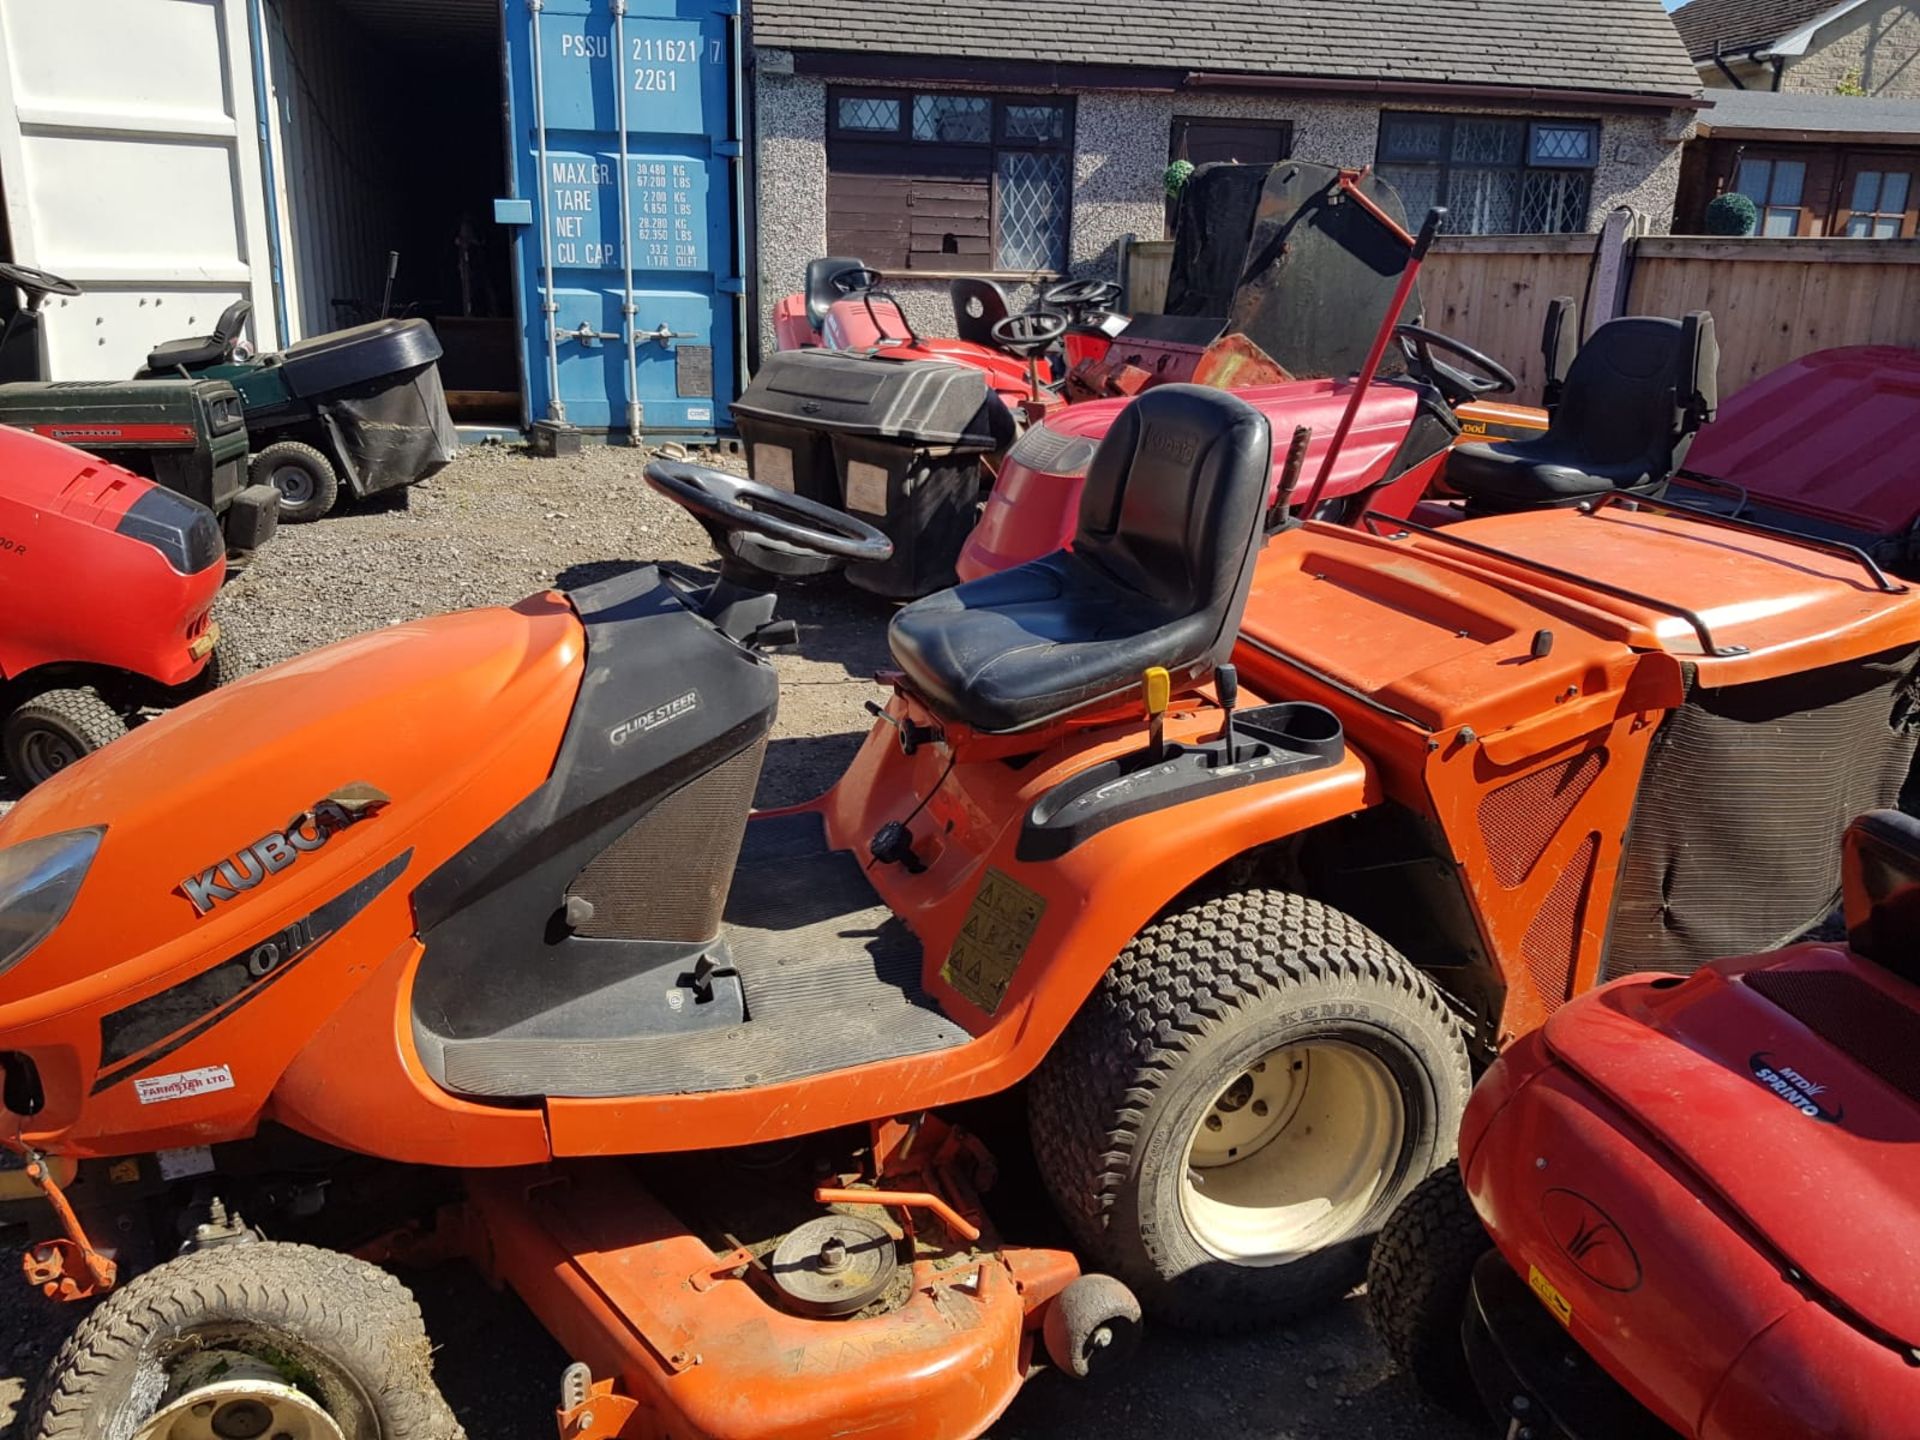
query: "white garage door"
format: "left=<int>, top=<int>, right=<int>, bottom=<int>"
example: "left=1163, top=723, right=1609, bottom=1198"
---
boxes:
left=0, top=0, right=280, bottom=378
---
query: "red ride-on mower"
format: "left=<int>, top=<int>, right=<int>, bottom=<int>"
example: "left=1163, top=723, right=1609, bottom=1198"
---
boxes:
left=745, top=164, right=1461, bottom=598
left=1369, top=807, right=1920, bottom=1440
left=0, top=425, right=223, bottom=790
left=771, top=256, right=1126, bottom=399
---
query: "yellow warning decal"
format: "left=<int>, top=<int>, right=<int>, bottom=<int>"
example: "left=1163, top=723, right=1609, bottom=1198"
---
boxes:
left=942, top=868, right=1047, bottom=1016
left=1529, top=1264, right=1574, bottom=1328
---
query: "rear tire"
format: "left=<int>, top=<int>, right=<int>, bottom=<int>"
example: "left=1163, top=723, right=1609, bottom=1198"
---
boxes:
left=29, top=1241, right=464, bottom=1440
left=1029, top=888, right=1471, bottom=1332
left=2, top=688, right=128, bottom=788
left=252, top=439, right=339, bottom=523
left=1367, top=1159, right=1491, bottom=1415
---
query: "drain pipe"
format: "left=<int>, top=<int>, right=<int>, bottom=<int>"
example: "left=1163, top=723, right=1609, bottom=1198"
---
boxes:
left=245, top=0, right=292, bottom=346
left=728, top=8, right=751, bottom=412
left=612, top=0, right=642, bottom=441
left=528, top=0, right=565, bottom=422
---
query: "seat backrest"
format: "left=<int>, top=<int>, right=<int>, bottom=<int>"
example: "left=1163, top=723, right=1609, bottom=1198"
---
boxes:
left=806, top=256, right=867, bottom=330
left=949, top=278, right=1011, bottom=347
left=1550, top=311, right=1719, bottom=473
left=214, top=297, right=253, bottom=348
left=1540, top=295, right=1580, bottom=410
left=1075, top=384, right=1273, bottom=662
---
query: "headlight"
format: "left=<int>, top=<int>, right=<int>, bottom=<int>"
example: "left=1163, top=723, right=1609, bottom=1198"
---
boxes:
left=0, top=828, right=103, bottom=977
left=1005, top=424, right=1098, bottom=477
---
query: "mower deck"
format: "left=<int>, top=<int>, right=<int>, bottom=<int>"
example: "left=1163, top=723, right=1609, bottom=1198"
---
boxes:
left=465, top=1148, right=1076, bottom=1440
left=415, top=812, right=969, bottom=1099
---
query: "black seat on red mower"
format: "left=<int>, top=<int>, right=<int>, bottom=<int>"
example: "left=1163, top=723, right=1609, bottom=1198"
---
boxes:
left=950, top=278, right=1011, bottom=348
left=145, top=298, right=253, bottom=372
left=806, top=256, right=867, bottom=331
left=888, top=385, right=1272, bottom=733
left=1446, top=312, right=1717, bottom=513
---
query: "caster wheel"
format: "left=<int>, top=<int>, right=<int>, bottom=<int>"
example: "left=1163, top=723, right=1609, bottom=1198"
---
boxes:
left=1043, top=1273, right=1142, bottom=1381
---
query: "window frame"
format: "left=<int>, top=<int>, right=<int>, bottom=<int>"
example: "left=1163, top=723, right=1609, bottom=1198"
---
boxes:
left=825, top=86, right=1077, bottom=278
left=1373, top=110, right=1600, bottom=235
left=1835, top=150, right=1919, bottom=240
left=1731, top=151, right=1813, bottom=237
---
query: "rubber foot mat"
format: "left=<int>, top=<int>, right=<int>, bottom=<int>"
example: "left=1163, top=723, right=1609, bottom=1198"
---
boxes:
left=435, top=812, right=968, bottom=1098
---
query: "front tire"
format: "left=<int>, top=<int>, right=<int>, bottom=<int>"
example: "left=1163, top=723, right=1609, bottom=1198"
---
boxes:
left=1029, top=888, right=1471, bottom=1332
left=29, top=1242, right=464, bottom=1440
left=1367, top=1160, right=1492, bottom=1415
left=252, top=440, right=340, bottom=523
left=2, top=687, right=129, bottom=788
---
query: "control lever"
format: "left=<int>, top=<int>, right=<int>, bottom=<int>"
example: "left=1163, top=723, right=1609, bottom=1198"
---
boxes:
left=1144, top=666, right=1170, bottom=763
left=864, top=699, right=941, bottom=755
left=1216, top=663, right=1239, bottom=765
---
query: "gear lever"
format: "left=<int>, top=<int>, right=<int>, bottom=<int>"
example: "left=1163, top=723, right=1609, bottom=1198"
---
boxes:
left=1216, top=664, right=1240, bottom=765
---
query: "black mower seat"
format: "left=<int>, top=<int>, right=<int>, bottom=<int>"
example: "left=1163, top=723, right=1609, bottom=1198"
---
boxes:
left=888, top=385, right=1272, bottom=733
left=950, top=278, right=1011, bottom=348
left=145, top=297, right=252, bottom=372
left=806, top=255, right=866, bottom=330
left=1447, top=313, right=1718, bottom=513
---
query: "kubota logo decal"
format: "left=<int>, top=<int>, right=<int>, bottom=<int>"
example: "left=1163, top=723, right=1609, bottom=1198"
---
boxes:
left=177, top=791, right=385, bottom=915
left=1541, top=1188, right=1643, bottom=1294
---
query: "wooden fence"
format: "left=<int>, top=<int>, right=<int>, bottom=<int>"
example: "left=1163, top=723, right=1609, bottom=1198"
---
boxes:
left=1123, top=234, right=1920, bottom=406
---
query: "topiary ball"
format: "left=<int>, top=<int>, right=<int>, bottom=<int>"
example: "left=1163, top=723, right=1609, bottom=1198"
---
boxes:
left=1705, top=191, right=1758, bottom=236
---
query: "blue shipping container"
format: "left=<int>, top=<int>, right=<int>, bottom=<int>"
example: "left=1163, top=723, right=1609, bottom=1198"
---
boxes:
left=501, top=0, right=744, bottom=436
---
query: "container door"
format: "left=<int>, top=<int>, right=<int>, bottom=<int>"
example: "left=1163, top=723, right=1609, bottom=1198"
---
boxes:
left=503, top=0, right=743, bottom=436
left=0, top=0, right=279, bottom=379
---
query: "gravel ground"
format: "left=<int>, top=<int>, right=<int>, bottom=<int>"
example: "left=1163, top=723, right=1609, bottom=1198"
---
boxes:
left=0, top=442, right=1474, bottom=1440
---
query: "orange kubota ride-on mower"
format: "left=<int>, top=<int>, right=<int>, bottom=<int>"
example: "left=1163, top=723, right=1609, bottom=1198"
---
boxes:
left=5, top=377, right=1920, bottom=1439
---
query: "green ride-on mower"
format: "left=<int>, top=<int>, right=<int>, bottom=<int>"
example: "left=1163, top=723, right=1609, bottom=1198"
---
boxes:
left=0, top=264, right=279, bottom=563
left=139, top=298, right=459, bottom=523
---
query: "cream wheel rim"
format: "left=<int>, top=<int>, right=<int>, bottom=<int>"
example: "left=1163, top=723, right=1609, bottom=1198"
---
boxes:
left=1180, top=1040, right=1405, bottom=1264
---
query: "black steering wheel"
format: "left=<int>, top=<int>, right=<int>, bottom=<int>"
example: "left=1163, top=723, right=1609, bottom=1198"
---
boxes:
left=830, top=265, right=885, bottom=296
left=992, top=309, right=1069, bottom=358
left=1394, top=324, right=1518, bottom=406
left=644, top=461, right=892, bottom=563
left=0, top=262, right=82, bottom=304
left=1042, top=279, right=1122, bottom=316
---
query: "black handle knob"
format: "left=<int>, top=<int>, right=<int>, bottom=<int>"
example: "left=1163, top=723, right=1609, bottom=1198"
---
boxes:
left=1217, top=664, right=1240, bottom=710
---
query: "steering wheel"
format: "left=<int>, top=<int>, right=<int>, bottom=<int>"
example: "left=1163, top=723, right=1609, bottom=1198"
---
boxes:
left=830, top=265, right=885, bottom=297
left=1394, top=324, right=1518, bottom=406
left=1042, top=279, right=1122, bottom=316
left=644, top=461, right=892, bottom=563
left=992, top=309, right=1069, bottom=358
left=0, top=262, right=82, bottom=304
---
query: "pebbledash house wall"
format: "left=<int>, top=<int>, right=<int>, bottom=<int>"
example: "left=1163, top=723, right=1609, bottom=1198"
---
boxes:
left=751, top=52, right=1692, bottom=352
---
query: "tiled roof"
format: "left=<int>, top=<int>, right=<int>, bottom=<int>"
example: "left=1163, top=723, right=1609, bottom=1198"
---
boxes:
left=752, top=0, right=1703, bottom=99
left=1699, top=86, right=1920, bottom=134
left=1671, top=0, right=1853, bottom=59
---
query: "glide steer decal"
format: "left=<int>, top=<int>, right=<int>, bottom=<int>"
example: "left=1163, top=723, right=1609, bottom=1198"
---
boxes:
left=177, top=787, right=387, bottom=915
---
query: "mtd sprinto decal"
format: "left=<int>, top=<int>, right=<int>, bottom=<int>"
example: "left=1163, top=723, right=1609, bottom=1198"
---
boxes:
left=177, top=785, right=389, bottom=916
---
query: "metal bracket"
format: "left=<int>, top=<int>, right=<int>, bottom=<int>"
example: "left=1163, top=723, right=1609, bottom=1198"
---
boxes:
left=17, top=1152, right=117, bottom=1301
left=559, top=322, right=622, bottom=347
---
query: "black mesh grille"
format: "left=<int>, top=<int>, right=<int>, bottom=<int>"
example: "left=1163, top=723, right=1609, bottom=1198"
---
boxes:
left=1524, top=832, right=1597, bottom=1012
left=1746, top=967, right=1920, bottom=1107
left=1605, top=646, right=1920, bottom=981
left=1479, top=751, right=1605, bottom=887
left=568, top=738, right=767, bottom=943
